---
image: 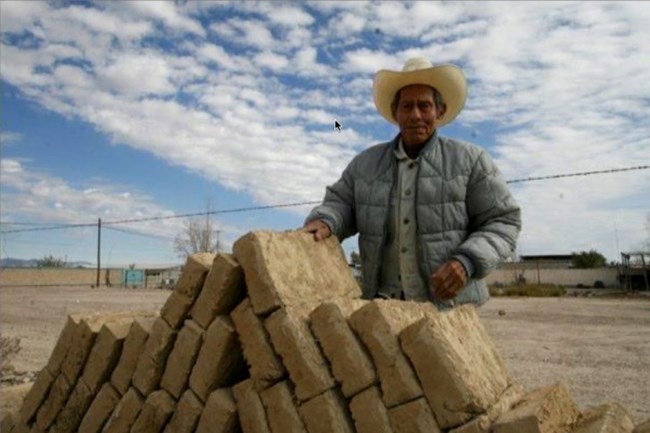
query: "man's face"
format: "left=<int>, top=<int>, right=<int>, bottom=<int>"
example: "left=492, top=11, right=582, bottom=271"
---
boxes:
left=394, top=84, right=446, bottom=147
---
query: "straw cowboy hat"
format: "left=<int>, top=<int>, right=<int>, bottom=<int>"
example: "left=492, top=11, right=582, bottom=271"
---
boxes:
left=373, top=57, right=468, bottom=127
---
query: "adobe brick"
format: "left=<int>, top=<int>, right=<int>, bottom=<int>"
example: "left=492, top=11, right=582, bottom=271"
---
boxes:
left=132, top=317, right=178, bottom=396
left=49, top=378, right=93, bottom=433
left=130, top=389, right=176, bottom=433
left=195, top=388, right=240, bottom=433
left=45, top=315, right=80, bottom=376
left=572, top=404, right=634, bottom=433
left=78, top=382, right=121, bottom=433
left=259, top=381, right=307, bottom=433
left=19, top=367, right=54, bottom=423
left=349, top=300, right=438, bottom=407
left=491, top=383, right=580, bottom=433
left=635, top=420, right=650, bottom=433
left=232, top=379, right=271, bottom=433
left=60, top=317, right=100, bottom=385
left=162, top=389, right=204, bottom=433
left=160, top=319, right=204, bottom=399
left=400, top=305, right=511, bottom=428
left=82, top=318, right=133, bottom=394
left=449, top=384, right=525, bottom=433
left=298, top=388, right=355, bottom=433
left=1, top=411, right=15, bottom=433
left=387, top=397, right=441, bottom=433
left=110, top=317, right=156, bottom=395
left=230, top=298, right=285, bottom=391
left=265, top=305, right=334, bottom=402
left=160, top=291, right=194, bottom=331
left=102, top=387, right=144, bottom=433
left=191, top=253, right=246, bottom=329
left=309, top=299, right=374, bottom=398
left=232, top=230, right=361, bottom=315
left=189, top=315, right=244, bottom=403
left=34, top=373, right=72, bottom=430
left=349, top=386, right=393, bottom=433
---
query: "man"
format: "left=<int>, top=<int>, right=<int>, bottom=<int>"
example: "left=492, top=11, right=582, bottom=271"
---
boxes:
left=304, top=58, right=521, bottom=309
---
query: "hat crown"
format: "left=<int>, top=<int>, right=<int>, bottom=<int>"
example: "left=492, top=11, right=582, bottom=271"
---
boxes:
left=402, top=57, right=434, bottom=72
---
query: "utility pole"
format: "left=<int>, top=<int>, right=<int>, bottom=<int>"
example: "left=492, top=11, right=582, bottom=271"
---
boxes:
left=96, top=218, right=101, bottom=288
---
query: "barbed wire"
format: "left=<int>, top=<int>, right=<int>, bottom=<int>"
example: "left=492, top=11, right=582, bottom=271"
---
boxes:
left=1, top=165, right=648, bottom=234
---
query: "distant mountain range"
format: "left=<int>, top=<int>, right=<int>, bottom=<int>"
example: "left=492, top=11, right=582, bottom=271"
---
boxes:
left=0, top=257, right=94, bottom=268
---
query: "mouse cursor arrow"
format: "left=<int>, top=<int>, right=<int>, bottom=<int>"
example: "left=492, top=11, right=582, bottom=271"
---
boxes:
left=334, top=119, right=342, bottom=132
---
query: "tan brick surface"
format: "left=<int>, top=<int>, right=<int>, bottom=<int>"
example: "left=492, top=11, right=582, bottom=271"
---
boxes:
left=110, top=317, right=156, bottom=395
left=102, top=387, right=144, bottom=433
left=232, top=379, right=271, bottom=433
left=50, top=378, right=93, bottom=433
left=19, top=367, right=54, bottom=423
left=60, top=318, right=100, bottom=385
left=349, top=386, right=393, bottom=433
left=349, top=300, right=437, bottom=407
left=230, top=298, right=285, bottom=391
left=492, top=383, right=580, bottom=433
left=635, top=420, right=650, bottom=433
left=191, top=253, right=246, bottom=329
left=82, top=318, right=133, bottom=394
left=35, top=373, right=72, bottom=430
left=387, top=397, right=441, bottom=433
left=78, top=382, right=121, bottom=433
left=0, top=412, right=15, bottom=432
left=232, top=230, right=361, bottom=315
left=449, top=384, right=525, bottom=433
left=189, top=315, right=244, bottom=402
left=572, top=404, right=634, bottom=433
left=259, top=381, right=307, bottom=433
left=160, top=291, right=195, bottom=331
left=400, top=305, right=510, bottom=428
left=46, top=315, right=80, bottom=376
left=309, top=299, right=374, bottom=398
left=160, top=319, right=204, bottom=399
left=299, top=389, right=354, bottom=433
left=195, top=388, right=239, bottom=433
left=132, top=317, right=178, bottom=396
left=130, top=390, right=176, bottom=433
left=265, top=305, right=334, bottom=402
left=162, top=389, right=204, bottom=433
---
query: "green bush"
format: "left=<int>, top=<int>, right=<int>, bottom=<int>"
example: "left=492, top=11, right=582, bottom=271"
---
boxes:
left=489, top=283, right=566, bottom=297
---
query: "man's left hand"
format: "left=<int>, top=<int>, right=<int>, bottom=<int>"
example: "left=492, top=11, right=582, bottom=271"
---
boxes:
left=431, top=260, right=468, bottom=301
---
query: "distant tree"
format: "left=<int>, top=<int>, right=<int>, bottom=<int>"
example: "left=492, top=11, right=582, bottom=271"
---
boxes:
left=350, top=251, right=361, bottom=267
left=174, top=202, right=219, bottom=259
left=36, top=254, right=67, bottom=268
left=571, top=250, right=607, bottom=268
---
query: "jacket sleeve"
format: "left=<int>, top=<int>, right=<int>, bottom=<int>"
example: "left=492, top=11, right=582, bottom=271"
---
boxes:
left=454, top=150, right=522, bottom=279
left=305, top=159, right=358, bottom=241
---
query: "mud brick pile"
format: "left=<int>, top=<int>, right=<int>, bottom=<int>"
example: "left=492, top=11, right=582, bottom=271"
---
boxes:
left=3, top=230, right=649, bottom=433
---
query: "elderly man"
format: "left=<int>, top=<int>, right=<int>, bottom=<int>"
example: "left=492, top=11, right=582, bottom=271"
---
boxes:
left=304, top=58, right=521, bottom=309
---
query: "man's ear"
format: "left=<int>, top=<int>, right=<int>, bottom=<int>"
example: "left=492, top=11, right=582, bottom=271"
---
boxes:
left=437, top=104, right=447, bottom=119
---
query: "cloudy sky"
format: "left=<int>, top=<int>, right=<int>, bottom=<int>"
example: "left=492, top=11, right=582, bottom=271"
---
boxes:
left=1, top=1, right=649, bottom=266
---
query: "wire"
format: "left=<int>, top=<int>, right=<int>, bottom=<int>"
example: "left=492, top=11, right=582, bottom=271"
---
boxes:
left=505, top=165, right=649, bottom=184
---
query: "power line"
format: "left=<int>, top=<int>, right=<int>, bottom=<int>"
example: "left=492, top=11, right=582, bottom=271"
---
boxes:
left=1, top=165, right=648, bottom=235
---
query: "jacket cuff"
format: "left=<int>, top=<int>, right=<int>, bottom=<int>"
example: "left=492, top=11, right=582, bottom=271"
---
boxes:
left=452, top=254, right=475, bottom=278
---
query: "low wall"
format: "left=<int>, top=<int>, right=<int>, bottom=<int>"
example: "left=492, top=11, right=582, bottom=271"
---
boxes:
left=0, top=267, right=124, bottom=287
left=486, top=266, right=619, bottom=288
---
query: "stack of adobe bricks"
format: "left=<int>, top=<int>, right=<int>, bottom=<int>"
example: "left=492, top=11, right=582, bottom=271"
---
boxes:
left=3, top=230, right=649, bottom=433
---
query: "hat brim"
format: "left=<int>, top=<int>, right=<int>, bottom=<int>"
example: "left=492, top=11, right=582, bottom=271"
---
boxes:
left=373, top=64, right=467, bottom=127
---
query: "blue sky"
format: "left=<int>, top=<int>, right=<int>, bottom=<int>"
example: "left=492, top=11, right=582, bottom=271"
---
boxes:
left=1, top=1, right=649, bottom=266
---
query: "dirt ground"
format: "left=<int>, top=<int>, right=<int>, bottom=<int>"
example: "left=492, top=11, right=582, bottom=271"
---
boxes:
left=1, top=286, right=649, bottom=424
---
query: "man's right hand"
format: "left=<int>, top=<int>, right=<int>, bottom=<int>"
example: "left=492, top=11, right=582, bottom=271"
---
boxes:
left=303, top=219, right=332, bottom=241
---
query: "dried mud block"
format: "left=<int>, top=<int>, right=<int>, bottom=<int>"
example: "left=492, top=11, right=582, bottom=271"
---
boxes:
left=572, top=404, right=634, bottom=433
left=635, top=420, right=650, bottom=433
left=1, top=412, right=16, bottom=433
left=260, top=381, right=307, bottom=433
left=191, top=253, right=246, bottom=329
left=231, top=298, right=285, bottom=391
left=46, top=315, right=81, bottom=376
left=35, top=373, right=72, bottom=430
left=60, top=317, right=101, bottom=385
left=400, top=305, right=511, bottom=428
left=78, top=382, right=121, bottom=433
left=349, top=386, right=392, bottom=433
left=492, top=383, right=580, bottom=433
left=232, top=379, right=271, bottom=433
left=232, top=230, right=361, bottom=315
left=189, top=315, right=244, bottom=402
left=162, top=389, right=204, bottom=433
left=265, top=305, right=334, bottom=402
left=11, top=422, right=30, bottom=433
left=102, top=387, right=144, bottom=433
left=110, top=317, right=156, bottom=395
left=309, top=299, right=374, bottom=398
left=82, top=318, right=134, bottom=394
left=195, top=388, right=239, bottom=433
left=160, top=319, right=204, bottom=399
left=449, top=384, right=525, bottom=433
left=130, top=390, right=176, bottom=433
left=50, top=379, right=94, bottom=433
left=132, top=317, right=177, bottom=396
left=349, top=300, right=437, bottom=407
left=161, top=253, right=215, bottom=329
left=19, top=367, right=54, bottom=423
left=388, top=397, right=441, bottom=433
left=299, top=388, right=355, bottom=433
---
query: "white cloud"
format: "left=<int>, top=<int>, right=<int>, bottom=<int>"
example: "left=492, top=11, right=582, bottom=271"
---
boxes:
left=254, top=51, right=289, bottom=71
left=0, top=1, right=50, bottom=33
left=0, top=132, right=23, bottom=145
left=97, top=53, right=175, bottom=96
left=107, top=1, right=205, bottom=37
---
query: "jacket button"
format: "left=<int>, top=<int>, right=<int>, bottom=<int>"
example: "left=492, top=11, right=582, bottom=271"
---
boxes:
left=401, top=247, right=408, bottom=253
left=405, top=189, right=411, bottom=196
left=408, top=162, right=416, bottom=169
left=403, top=218, right=410, bottom=224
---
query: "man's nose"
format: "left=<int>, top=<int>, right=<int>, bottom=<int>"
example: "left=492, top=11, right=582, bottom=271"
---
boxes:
left=409, top=107, right=422, bottom=120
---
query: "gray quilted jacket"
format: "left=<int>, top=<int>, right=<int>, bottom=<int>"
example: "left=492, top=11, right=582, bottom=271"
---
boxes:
left=306, top=132, right=521, bottom=308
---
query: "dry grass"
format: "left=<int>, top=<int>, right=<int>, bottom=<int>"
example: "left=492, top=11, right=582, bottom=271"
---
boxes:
left=1, top=335, right=22, bottom=379
left=489, top=283, right=567, bottom=297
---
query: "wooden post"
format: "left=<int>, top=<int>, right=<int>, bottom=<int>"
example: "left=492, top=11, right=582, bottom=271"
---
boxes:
left=96, top=218, right=101, bottom=288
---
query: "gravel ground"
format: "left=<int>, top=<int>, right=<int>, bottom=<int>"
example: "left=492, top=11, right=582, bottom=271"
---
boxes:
left=1, top=286, right=648, bottom=423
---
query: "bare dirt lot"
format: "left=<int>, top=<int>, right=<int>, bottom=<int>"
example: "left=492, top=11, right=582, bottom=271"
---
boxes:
left=1, top=286, right=649, bottom=423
